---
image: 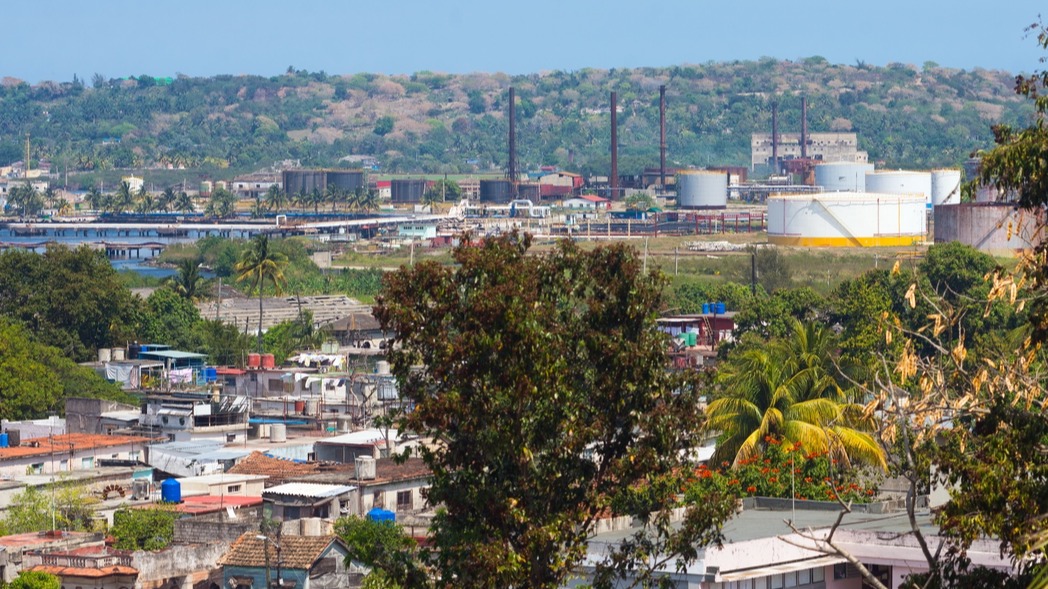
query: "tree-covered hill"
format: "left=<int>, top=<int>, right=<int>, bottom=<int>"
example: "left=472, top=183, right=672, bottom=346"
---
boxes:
left=0, top=59, right=1032, bottom=184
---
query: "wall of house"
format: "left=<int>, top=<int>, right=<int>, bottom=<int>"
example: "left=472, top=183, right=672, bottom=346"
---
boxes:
left=0, top=443, right=144, bottom=477
left=358, top=479, right=428, bottom=515
left=52, top=572, right=137, bottom=589
left=173, top=514, right=262, bottom=545
left=134, top=542, right=230, bottom=589
left=223, top=566, right=308, bottom=589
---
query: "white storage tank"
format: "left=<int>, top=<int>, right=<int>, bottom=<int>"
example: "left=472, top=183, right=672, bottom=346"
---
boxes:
left=112, top=348, right=125, bottom=361
left=767, top=193, right=927, bottom=247
left=98, top=348, right=112, bottom=363
left=677, top=170, right=728, bottom=209
left=931, top=169, right=962, bottom=206
left=865, top=170, right=933, bottom=207
left=270, top=423, right=287, bottom=443
left=814, top=162, right=875, bottom=192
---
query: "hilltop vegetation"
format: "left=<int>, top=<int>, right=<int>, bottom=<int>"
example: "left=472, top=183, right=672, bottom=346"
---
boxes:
left=0, top=59, right=1032, bottom=184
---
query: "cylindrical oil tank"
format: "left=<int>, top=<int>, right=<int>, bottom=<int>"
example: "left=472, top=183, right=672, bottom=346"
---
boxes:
left=865, top=171, right=933, bottom=207
left=247, top=353, right=261, bottom=368
left=281, top=170, right=325, bottom=196
left=767, top=193, right=927, bottom=247
left=305, top=399, right=319, bottom=416
left=270, top=423, right=287, bottom=443
left=930, top=169, right=962, bottom=206
left=517, top=183, right=541, bottom=200
left=161, top=478, right=181, bottom=503
left=390, top=179, right=426, bottom=203
left=677, top=170, right=727, bottom=209
left=479, top=179, right=514, bottom=203
left=814, top=162, right=875, bottom=192
left=98, top=348, right=112, bottom=363
left=934, top=203, right=1044, bottom=253
left=261, top=353, right=275, bottom=369
left=326, top=170, right=366, bottom=193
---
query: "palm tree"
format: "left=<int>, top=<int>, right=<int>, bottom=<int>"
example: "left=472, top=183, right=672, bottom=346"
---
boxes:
left=706, top=319, right=886, bottom=470
left=325, top=184, right=343, bottom=212
left=235, top=234, right=289, bottom=353
left=158, top=187, right=176, bottom=213
left=85, top=187, right=105, bottom=212
left=112, top=181, right=134, bottom=213
left=174, top=191, right=194, bottom=214
left=357, top=187, right=379, bottom=213
left=169, top=258, right=206, bottom=301
left=263, top=184, right=286, bottom=213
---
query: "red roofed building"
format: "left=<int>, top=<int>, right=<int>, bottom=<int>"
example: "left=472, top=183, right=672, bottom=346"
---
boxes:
left=0, top=434, right=155, bottom=478
left=27, top=545, right=138, bottom=589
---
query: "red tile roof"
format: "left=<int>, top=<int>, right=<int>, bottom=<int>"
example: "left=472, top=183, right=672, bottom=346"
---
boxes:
left=579, top=194, right=609, bottom=203
left=219, top=533, right=345, bottom=570
left=0, top=434, right=154, bottom=460
left=227, top=451, right=322, bottom=482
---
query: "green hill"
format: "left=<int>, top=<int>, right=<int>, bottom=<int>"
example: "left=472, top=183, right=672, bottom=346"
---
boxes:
left=0, top=59, right=1032, bottom=186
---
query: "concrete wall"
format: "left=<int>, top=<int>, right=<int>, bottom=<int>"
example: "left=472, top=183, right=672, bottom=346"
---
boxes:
left=134, top=542, right=230, bottom=589
left=934, top=203, right=1044, bottom=254
left=65, top=398, right=140, bottom=434
left=173, top=511, right=262, bottom=545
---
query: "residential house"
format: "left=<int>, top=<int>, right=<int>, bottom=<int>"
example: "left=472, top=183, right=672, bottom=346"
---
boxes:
left=289, top=456, right=430, bottom=516
left=219, top=533, right=352, bottom=589
left=139, top=392, right=250, bottom=444
left=0, top=434, right=153, bottom=477
left=65, top=398, right=140, bottom=435
left=261, top=483, right=356, bottom=521
left=26, top=545, right=138, bottom=589
left=179, top=473, right=269, bottom=498
left=227, top=452, right=324, bottom=486
left=0, top=531, right=104, bottom=584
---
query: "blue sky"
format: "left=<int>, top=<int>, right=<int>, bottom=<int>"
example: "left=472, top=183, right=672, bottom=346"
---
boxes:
left=3, top=1, right=1045, bottom=83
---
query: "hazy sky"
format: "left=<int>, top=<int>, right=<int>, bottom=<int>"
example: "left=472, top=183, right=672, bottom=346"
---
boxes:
left=4, top=1, right=1045, bottom=83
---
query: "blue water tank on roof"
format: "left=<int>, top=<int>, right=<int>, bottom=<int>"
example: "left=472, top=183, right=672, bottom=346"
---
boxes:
left=160, top=478, right=181, bottom=503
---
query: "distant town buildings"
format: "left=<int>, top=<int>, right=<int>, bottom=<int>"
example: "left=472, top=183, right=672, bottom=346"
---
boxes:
left=751, top=132, right=868, bottom=169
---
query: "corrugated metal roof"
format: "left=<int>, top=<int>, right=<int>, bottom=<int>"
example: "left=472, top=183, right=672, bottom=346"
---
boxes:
left=317, top=429, right=394, bottom=446
left=263, top=482, right=355, bottom=498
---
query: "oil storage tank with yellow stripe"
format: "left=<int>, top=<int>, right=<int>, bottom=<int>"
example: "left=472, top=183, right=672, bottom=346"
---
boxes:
left=767, top=193, right=927, bottom=247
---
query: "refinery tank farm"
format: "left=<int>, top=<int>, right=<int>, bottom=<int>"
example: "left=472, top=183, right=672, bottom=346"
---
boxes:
left=0, top=86, right=1029, bottom=259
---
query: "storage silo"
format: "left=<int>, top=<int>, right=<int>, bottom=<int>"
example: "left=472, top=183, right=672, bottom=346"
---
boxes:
left=391, top=179, right=427, bottom=203
left=934, top=203, right=1044, bottom=253
left=930, top=169, right=962, bottom=206
left=814, top=162, right=875, bottom=192
left=677, top=170, right=727, bottom=209
left=767, top=193, right=927, bottom=247
left=282, top=170, right=325, bottom=196
left=865, top=171, right=933, bottom=207
left=326, top=170, right=366, bottom=193
left=479, top=180, right=514, bottom=203
left=517, top=183, right=541, bottom=201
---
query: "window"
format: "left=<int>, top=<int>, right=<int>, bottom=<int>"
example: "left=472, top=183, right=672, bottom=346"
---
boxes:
left=372, top=491, right=384, bottom=509
left=396, top=490, right=412, bottom=511
left=227, top=433, right=236, bottom=443
left=784, top=572, right=797, bottom=588
left=755, top=578, right=767, bottom=589
left=771, top=575, right=783, bottom=589
left=81, top=457, right=94, bottom=469
left=228, top=485, right=242, bottom=493
left=129, top=451, right=140, bottom=461
left=59, top=460, right=68, bottom=471
left=29, top=463, right=43, bottom=474
left=812, top=568, right=824, bottom=583
left=798, top=569, right=811, bottom=585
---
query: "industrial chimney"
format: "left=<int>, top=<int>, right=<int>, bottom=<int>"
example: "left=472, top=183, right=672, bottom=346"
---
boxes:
left=771, top=102, right=779, bottom=175
left=801, top=96, right=808, bottom=159
left=610, top=91, right=618, bottom=199
left=659, top=85, right=667, bottom=191
left=508, top=86, right=517, bottom=194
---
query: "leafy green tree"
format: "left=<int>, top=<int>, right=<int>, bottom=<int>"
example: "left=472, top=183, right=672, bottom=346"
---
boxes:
left=375, top=233, right=736, bottom=589
left=373, top=115, right=394, bottom=136
left=6, top=182, right=44, bottom=218
left=235, top=234, right=289, bottom=353
left=197, top=318, right=253, bottom=367
left=110, top=507, right=178, bottom=550
left=751, top=246, right=793, bottom=293
left=707, top=318, right=885, bottom=470
left=624, top=192, right=655, bottom=211
left=138, top=287, right=205, bottom=350
left=423, top=179, right=461, bottom=205
left=0, top=246, right=140, bottom=360
left=0, top=483, right=95, bottom=535
left=84, top=186, right=105, bottom=212
left=206, top=186, right=237, bottom=218
left=334, top=516, right=425, bottom=588
left=263, top=311, right=325, bottom=365
left=264, top=183, right=286, bottom=212
left=8, top=571, right=60, bottom=589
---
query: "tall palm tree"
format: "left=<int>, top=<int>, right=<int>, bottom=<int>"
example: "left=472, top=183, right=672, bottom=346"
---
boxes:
left=357, top=187, right=379, bottom=213
left=263, top=184, right=286, bottom=213
left=234, top=234, right=288, bottom=353
left=85, top=187, right=105, bottom=212
left=113, top=181, right=134, bottom=214
left=169, top=258, right=206, bottom=301
left=706, top=319, right=886, bottom=470
left=158, top=187, right=176, bottom=213
left=325, top=184, right=343, bottom=212
left=174, top=191, right=194, bottom=214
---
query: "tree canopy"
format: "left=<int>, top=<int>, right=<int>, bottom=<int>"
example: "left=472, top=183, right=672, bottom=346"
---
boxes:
left=375, top=232, right=736, bottom=588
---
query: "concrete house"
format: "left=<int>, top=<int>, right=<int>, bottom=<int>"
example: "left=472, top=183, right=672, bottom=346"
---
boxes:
left=0, top=434, right=154, bottom=477
left=219, top=533, right=351, bottom=589
left=262, top=483, right=356, bottom=521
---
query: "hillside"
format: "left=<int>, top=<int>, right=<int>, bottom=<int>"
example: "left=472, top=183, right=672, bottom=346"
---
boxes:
left=0, top=59, right=1033, bottom=186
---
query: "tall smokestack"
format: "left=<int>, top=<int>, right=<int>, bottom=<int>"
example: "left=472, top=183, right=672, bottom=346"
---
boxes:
left=610, top=91, right=618, bottom=199
left=801, top=96, right=808, bottom=159
left=508, top=86, right=517, bottom=190
left=659, top=85, right=667, bottom=191
left=771, top=101, right=779, bottom=174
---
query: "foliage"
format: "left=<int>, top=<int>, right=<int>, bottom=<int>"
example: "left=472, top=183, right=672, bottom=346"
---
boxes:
left=0, top=245, right=140, bottom=361
left=0, top=483, right=96, bottom=535
left=334, top=516, right=425, bottom=588
left=8, top=571, right=60, bottom=589
left=375, top=232, right=736, bottom=589
left=235, top=234, right=289, bottom=352
left=423, top=179, right=461, bottom=204
left=110, top=507, right=179, bottom=550
left=263, top=311, right=326, bottom=364
left=138, top=287, right=205, bottom=351
left=197, top=318, right=253, bottom=367
left=168, top=257, right=208, bottom=301
left=707, top=318, right=885, bottom=470
left=0, top=318, right=133, bottom=419
left=685, top=436, right=878, bottom=504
